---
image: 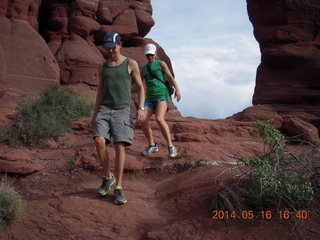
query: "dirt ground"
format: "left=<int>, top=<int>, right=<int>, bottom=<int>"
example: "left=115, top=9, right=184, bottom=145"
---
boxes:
left=0, top=124, right=319, bottom=240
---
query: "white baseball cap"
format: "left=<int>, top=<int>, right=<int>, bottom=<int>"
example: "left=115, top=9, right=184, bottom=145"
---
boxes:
left=144, top=43, right=157, bottom=55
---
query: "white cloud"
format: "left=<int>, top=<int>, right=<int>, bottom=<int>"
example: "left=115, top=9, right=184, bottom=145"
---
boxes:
left=168, top=34, right=260, bottom=119
left=173, top=67, right=255, bottom=119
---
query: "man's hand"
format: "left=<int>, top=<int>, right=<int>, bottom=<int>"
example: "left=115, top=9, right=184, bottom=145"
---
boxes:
left=136, top=109, right=145, bottom=126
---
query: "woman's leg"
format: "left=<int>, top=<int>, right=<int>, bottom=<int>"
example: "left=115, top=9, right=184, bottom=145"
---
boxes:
left=142, top=108, right=155, bottom=145
left=155, top=101, right=173, bottom=146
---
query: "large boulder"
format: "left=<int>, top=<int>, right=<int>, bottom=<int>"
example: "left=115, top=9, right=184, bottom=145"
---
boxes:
left=0, top=149, right=44, bottom=175
left=282, top=117, right=319, bottom=144
left=0, top=1, right=60, bottom=125
left=43, top=0, right=155, bottom=85
left=1, top=19, right=59, bottom=92
left=244, top=0, right=320, bottom=143
left=247, top=0, right=320, bottom=105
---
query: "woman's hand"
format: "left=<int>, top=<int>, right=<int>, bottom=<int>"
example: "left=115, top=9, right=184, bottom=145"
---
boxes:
left=175, top=89, right=181, bottom=102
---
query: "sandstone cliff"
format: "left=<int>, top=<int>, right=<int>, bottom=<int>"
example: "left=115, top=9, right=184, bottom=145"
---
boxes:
left=248, top=0, right=320, bottom=106
left=0, top=0, right=319, bottom=162
left=0, top=0, right=174, bottom=126
left=230, top=0, right=320, bottom=144
left=0, top=1, right=319, bottom=239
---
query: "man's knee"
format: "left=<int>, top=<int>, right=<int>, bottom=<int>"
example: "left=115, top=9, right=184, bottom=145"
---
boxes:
left=114, top=142, right=125, bottom=148
left=94, top=136, right=105, bottom=147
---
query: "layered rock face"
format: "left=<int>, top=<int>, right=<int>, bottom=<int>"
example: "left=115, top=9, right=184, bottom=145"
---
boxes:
left=0, top=0, right=319, bottom=144
left=0, top=0, right=60, bottom=125
left=0, top=0, right=60, bottom=91
left=230, top=0, right=320, bottom=144
left=248, top=0, right=320, bottom=105
left=41, top=0, right=157, bottom=85
left=0, top=0, right=175, bottom=125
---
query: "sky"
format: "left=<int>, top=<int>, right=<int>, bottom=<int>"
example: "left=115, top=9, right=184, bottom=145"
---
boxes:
left=146, top=0, right=261, bottom=119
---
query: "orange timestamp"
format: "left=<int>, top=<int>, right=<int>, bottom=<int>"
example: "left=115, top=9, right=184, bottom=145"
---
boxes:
left=211, top=210, right=309, bottom=220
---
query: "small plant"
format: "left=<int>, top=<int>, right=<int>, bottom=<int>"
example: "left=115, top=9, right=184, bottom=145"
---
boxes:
left=256, top=120, right=284, bottom=158
left=0, top=177, right=22, bottom=226
left=65, top=156, right=76, bottom=167
left=0, top=85, right=93, bottom=145
left=239, top=121, right=314, bottom=210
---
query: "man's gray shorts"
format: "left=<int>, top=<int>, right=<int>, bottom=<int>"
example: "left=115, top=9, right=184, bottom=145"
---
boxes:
left=93, top=105, right=134, bottom=146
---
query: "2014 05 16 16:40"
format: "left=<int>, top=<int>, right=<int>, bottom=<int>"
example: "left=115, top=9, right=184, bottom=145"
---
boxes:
left=211, top=210, right=309, bottom=220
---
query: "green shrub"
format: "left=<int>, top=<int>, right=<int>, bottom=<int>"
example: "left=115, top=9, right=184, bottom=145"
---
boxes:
left=0, top=177, right=22, bottom=226
left=240, top=121, right=314, bottom=210
left=256, top=120, right=284, bottom=158
left=0, top=85, right=92, bottom=145
left=65, top=156, right=76, bottom=167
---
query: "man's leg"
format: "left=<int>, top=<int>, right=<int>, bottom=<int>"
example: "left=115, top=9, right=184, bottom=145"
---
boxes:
left=114, top=142, right=125, bottom=187
left=114, top=142, right=128, bottom=204
left=94, top=136, right=111, bottom=178
left=94, top=136, right=115, bottom=196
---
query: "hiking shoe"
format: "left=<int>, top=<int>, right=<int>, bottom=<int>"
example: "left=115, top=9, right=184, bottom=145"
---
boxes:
left=114, top=187, right=127, bottom=205
left=143, top=144, right=159, bottom=156
left=168, top=145, right=177, bottom=158
left=97, top=174, right=116, bottom=196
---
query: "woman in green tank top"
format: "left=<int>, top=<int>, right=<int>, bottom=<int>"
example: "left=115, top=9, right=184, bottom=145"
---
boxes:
left=141, top=43, right=181, bottom=158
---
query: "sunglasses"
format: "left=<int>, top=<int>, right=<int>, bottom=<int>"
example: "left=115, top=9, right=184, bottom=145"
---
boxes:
left=146, top=54, right=155, bottom=57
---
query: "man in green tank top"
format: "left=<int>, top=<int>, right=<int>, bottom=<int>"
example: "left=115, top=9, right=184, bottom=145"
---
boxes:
left=91, top=32, right=145, bottom=205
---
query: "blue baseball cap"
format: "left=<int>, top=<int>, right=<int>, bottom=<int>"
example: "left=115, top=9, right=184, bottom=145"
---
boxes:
left=103, top=32, right=121, bottom=48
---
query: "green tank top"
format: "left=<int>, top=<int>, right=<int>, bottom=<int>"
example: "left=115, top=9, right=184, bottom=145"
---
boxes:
left=101, top=58, right=132, bottom=109
left=142, top=60, right=169, bottom=102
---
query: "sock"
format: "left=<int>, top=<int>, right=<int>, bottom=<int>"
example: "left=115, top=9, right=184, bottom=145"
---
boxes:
left=115, top=186, right=122, bottom=190
left=104, top=174, right=113, bottom=180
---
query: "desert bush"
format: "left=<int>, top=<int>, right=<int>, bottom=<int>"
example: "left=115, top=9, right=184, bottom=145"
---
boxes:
left=239, top=121, right=314, bottom=210
left=65, top=156, right=76, bottom=168
left=0, top=85, right=92, bottom=145
left=0, top=177, right=22, bottom=226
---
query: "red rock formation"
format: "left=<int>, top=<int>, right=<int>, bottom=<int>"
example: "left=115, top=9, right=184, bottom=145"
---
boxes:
left=1, top=2, right=320, bottom=238
left=230, top=0, right=320, bottom=144
left=0, top=0, right=60, bottom=125
left=0, top=148, right=44, bottom=175
left=229, top=104, right=320, bottom=144
left=42, top=0, right=156, bottom=85
left=247, top=0, right=320, bottom=105
left=43, top=0, right=104, bottom=85
left=0, top=0, right=173, bottom=125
